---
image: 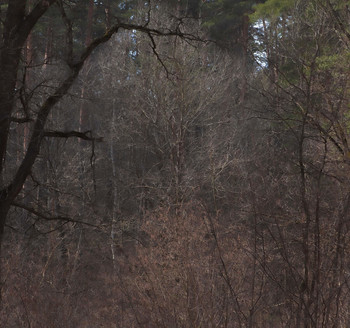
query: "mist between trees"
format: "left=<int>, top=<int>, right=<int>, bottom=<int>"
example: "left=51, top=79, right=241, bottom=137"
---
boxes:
left=0, top=0, right=350, bottom=327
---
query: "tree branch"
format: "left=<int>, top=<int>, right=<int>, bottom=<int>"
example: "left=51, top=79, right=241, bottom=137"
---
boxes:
left=11, top=201, right=100, bottom=228
left=17, top=0, right=57, bottom=46
left=325, top=0, right=350, bottom=47
left=44, top=130, right=103, bottom=142
left=147, top=32, right=173, bottom=78
left=7, top=17, right=202, bottom=204
left=10, top=117, right=33, bottom=124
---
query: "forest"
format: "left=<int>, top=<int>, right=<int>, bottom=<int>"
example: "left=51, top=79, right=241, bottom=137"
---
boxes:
left=0, top=0, right=350, bottom=327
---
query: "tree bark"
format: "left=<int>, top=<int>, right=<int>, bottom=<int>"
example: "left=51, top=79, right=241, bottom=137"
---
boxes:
left=0, top=0, right=57, bottom=248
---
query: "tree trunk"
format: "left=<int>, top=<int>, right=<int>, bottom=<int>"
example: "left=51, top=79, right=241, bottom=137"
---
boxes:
left=0, top=0, right=28, bottom=244
left=0, top=0, right=57, bottom=233
left=79, top=0, right=94, bottom=132
left=0, top=49, right=23, bottom=181
left=239, top=14, right=249, bottom=104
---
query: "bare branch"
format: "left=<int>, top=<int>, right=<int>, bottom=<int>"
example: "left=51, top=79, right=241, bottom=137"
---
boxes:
left=10, top=117, right=33, bottom=124
left=324, top=0, right=350, bottom=47
left=148, top=32, right=172, bottom=78
left=43, top=130, right=103, bottom=142
left=11, top=202, right=100, bottom=228
left=144, top=0, right=152, bottom=27
left=7, top=14, right=203, bottom=208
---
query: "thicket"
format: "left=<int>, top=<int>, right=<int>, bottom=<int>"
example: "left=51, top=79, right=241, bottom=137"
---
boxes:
left=1, top=0, right=350, bottom=327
